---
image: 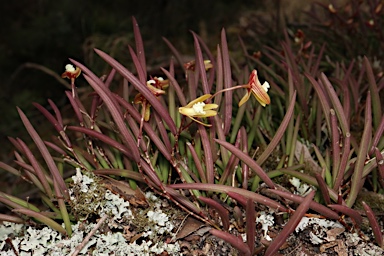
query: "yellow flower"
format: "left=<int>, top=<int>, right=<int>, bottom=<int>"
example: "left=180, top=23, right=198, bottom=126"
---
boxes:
left=179, top=94, right=218, bottom=126
left=239, top=69, right=270, bottom=107
left=203, top=60, right=213, bottom=70
left=134, top=77, right=167, bottom=121
left=184, top=60, right=213, bottom=71
left=134, top=94, right=152, bottom=121
left=184, top=60, right=213, bottom=81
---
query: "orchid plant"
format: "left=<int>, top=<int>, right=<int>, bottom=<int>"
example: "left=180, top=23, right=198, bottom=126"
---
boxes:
left=1, top=15, right=383, bottom=256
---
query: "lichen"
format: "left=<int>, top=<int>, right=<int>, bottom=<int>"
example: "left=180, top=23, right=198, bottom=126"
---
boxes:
left=0, top=171, right=181, bottom=255
left=289, top=176, right=313, bottom=196
left=0, top=221, right=181, bottom=256
left=256, top=211, right=274, bottom=241
left=295, top=217, right=344, bottom=245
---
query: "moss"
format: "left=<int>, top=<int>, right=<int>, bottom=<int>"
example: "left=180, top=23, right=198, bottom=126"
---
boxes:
left=355, top=191, right=384, bottom=213
left=68, top=170, right=112, bottom=220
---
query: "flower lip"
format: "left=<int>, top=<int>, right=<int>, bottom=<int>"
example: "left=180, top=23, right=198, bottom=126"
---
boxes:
left=65, top=64, right=76, bottom=72
left=261, top=81, right=270, bottom=92
left=192, top=102, right=206, bottom=115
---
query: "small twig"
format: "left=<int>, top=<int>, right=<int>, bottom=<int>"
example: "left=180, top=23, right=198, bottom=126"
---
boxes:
left=71, top=214, right=109, bottom=256
left=5, top=238, right=19, bottom=256
left=170, top=213, right=190, bottom=242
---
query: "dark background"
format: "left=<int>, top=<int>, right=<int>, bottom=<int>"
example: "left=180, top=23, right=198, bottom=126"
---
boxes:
left=0, top=0, right=265, bottom=142
left=1, top=0, right=345, bottom=160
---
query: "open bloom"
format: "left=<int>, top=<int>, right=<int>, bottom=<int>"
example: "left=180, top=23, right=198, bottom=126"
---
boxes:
left=147, top=76, right=169, bottom=90
left=239, top=69, right=270, bottom=107
left=179, top=94, right=218, bottom=126
left=62, top=64, right=81, bottom=98
left=134, top=77, right=168, bottom=121
left=61, top=64, right=81, bottom=80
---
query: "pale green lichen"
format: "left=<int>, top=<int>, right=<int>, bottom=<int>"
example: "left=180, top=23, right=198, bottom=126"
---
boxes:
left=0, top=221, right=24, bottom=241
left=256, top=211, right=274, bottom=241
left=289, top=176, right=313, bottom=196
left=0, top=171, right=181, bottom=255
left=0, top=221, right=181, bottom=255
left=296, top=217, right=344, bottom=245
